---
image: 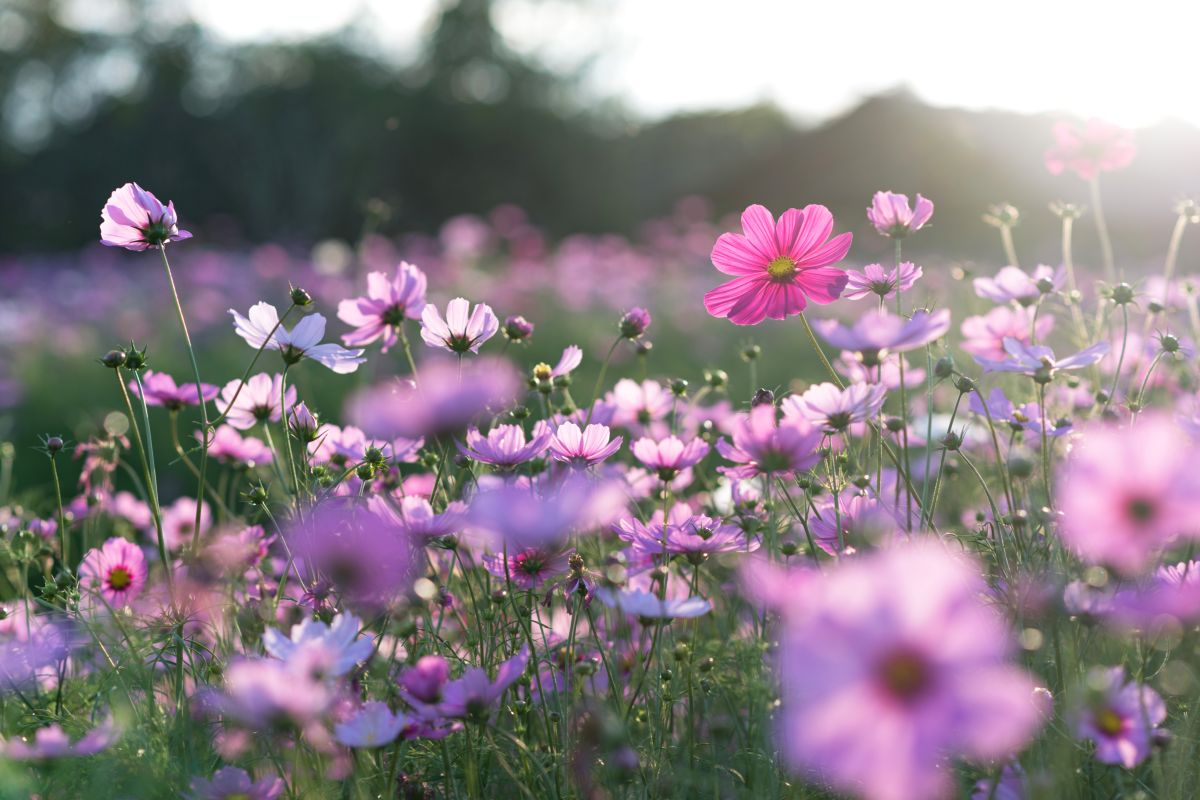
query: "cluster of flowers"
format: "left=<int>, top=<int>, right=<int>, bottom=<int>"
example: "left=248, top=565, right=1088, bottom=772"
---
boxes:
left=0, top=117, right=1196, bottom=799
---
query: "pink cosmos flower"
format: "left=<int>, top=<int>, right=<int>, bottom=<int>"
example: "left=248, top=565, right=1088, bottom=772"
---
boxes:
left=78, top=537, right=147, bottom=609
left=595, top=588, right=711, bottom=619
left=704, top=204, right=852, bottom=325
left=770, top=540, right=1044, bottom=800
left=1045, top=119, right=1136, bottom=181
left=974, top=337, right=1109, bottom=378
left=834, top=352, right=925, bottom=390
left=960, top=306, right=1054, bottom=361
left=438, top=648, right=529, bottom=721
left=369, top=495, right=466, bottom=542
left=1074, top=667, right=1166, bottom=767
left=162, top=497, right=212, bottom=551
left=337, top=262, right=428, bottom=352
left=467, top=475, right=627, bottom=549
left=216, top=373, right=297, bottom=430
left=813, top=308, right=950, bottom=357
left=420, top=298, right=499, bottom=354
left=482, top=547, right=572, bottom=590
left=547, top=422, right=623, bottom=467
left=866, top=191, right=934, bottom=238
left=99, top=182, right=192, bottom=250
left=206, top=657, right=332, bottom=728
left=458, top=423, right=552, bottom=468
left=609, top=379, right=673, bottom=433
left=0, top=718, right=117, bottom=760
left=231, top=303, right=366, bottom=374
left=335, top=702, right=409, bottom=748
left=783, top=382, right=887, bottom=434
left=202, top=425, right=273, bottom=467
left=973, top=265, right=1064, bottom=306
left=1057, top=414, right=1200, bottom=574
left=262, top=612, right=374, bottom=677
left=400, top=655, right=451, bottom=705
left=129, top=370, right=218, bottom=411
left=716, top=405, right=823, bottom=479
left=842, top=262, right=923, bottom=300
left=187, top=766, right=284, bottom=800
left=631, top=435, right=710, bottom=480
left=808, top=493, right=903, bottom=555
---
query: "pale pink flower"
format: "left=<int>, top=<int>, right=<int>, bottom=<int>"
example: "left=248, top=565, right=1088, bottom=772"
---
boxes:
left=99, top=182, right=191, bottom=250
left=338, top=262, right=428, bottom=352
left=420, top=298, right=499, bottom=354
left=1045, top=119, right=1135, bottom=180
left=631, top=435, right=710, bottom=480
left=216, top=373, right=297, bottom=431
left=842, top=262, right=923, bottom=300
left=784, top=382, right=887, bottom=434
left=866, top=191, right=934, bottom=238
left=547, top=422, right=623, bottom=467
left=960, top=306, right=1054, bottom=361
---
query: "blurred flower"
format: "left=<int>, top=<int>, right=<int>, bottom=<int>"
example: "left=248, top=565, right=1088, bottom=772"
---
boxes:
left=369, top=495, right=466, bottom=543
left=438, top=648, right=529, bottom=721
left=1045, top=119, right=1135, bottom=180
left=813, top=308, right=950, bottom=357
left=187, top=766, right=283, bottom=800
left=842, top=262, right=923, bottom=300
left=1073, top=667, right=1165, bottom=768
left=129, top=370, right=218, bottom=411
left=503, top=315, right=535, bottom=341
left=337, top=262, right=427, bottom=352
left=99, top=182, right=191, bottom=250
left=161, top=496, right=211, bottom=551
left=0, top=718, right=117, bottom=760
left=1058, top=414, right=1200, bottom=574
left=400, top=655, right=451, bottom=705
left=468, top=475, right=627, bottom=549
left=483, top=547, right=572, bottom=590
left=78, top=537, right=147, bottom=609
left=619, top=307, right=652, bottom=338
left=784, top=382, right=887, bottom=433
left=704, top=203, right=851, bottom=325
left=595, top=588, right=711, bottom=619
left=716, top=405, right=823, bottom=479
left=203, top=425, right=272, bottom=467
left=334, top=702, right=409, bottom=748
left=961, top=306, right=1053, bottom=361
left=771, top=540, right=1044, bottom=800
left=420, top=297, right=499, bottom=354
left=866, top=191, right=934, bottom=238
left=230, top=303, right=366, bottom=374
left=974, top=265, right=1064, bottom=306
left=262, top=612, right=374, bottom=678
left=609, top=379, right=672, bottom=432
left=458, top=423, right=552, bottom=468
left=974, top=337, right=1109, bottom=378
left=547, top=422, right=623, bottom=468
left=970, top=763, right=1028, bottom=800
left=216, top=373, right=296, bottom=431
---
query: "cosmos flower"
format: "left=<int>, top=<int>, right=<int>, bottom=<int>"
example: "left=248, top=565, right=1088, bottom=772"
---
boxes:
left=1073, top=667, right=1166, bottom=768
left=1057, top=414, right=1200, bottom=574
left=812, top=309, right=950, bottom=357
left=974, top=337, right=1109, bottom=378
left=202, top=425, right=273, bottom=467
left=128, top=370, right=218, bottom=411
left=78, top=537, right=147, bottom=609
left=973, top=265, right=1064, bottom=306
left=630, top=435, right=710, bottom=480
left=482, top=547, right=572, bottom=590
left=467, top=475, right=627, bottom=549
left=595, top=588, right=712, bottom=619
left=231, top=303, right=366, bottom=374
left=334, top=702, right=409, bottom=749
left=262, top=612, right=374, bottom=677
left=369, top=495, right=466, bottom=542
left=187, top=767, right=284, bottom=800
left=99, top=182, right=191, bottom=250
left=783, top=382, right=887, bottom=434
left=161, top=496, right=212, bottom=551
left=547, top=422, right=623, bottom=467
left=438, top=648, right=529, bottom=721
left=337, top=262, right=428, bottom=352
left=770, top=540, right=1044, bottom=800
left=458, top=423, right=552, bottom=468
left=866, top=191, right=934, bottom=238
left=967, top=388, right=1072, bottom=439
left=704, top=204, right=852, bottom=325
left=842, top=262, right=923, bottom=300
left=619, top=307, right=653, bottom=338
left=960, top=306, right=1054, bottom=362
left=1045, top=119, right=1136, bottom=181
left=834, top=351, right=925, bottom=390
left=716, top=405, right=823, bottom=479
left=400, top=655, right=451, bottom=705
left=420, top=298, right=499, bottom=354
left=608, top=379, right=673, bottom=433
left=215, top=373, right=297, bottom=431
left=0, top=718, right=117, bottom=760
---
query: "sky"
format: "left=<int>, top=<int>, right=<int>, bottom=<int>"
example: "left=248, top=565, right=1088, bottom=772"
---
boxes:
left=185, top=0, right=1200, bottom=127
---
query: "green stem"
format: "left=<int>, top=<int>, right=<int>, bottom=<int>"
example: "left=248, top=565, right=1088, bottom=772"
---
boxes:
left=1089, top=175, right=1116, bottom=281
left=48, top=457, right=69, bottom=572
left=115, top=369, right=170, bottom=578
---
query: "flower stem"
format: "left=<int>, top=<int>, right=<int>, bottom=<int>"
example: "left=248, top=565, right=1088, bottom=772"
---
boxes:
left=585, top=339, right=621, bottom=425
left=116, top=369, right=170, bottom=578
left=1089, top=175, right=1116, bottom=281
left=48, top=456, right=69, bottom=572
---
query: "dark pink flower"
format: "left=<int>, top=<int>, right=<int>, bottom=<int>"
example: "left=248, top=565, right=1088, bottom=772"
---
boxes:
left=704, top=204, right=852, bottom=325
left=337, top=262, right=428, bottom=353
left=129, top=370, right=218, bottom=411
left=99, top=183, right=191, bottom=250
left=78, top=537, right=147, bottom=609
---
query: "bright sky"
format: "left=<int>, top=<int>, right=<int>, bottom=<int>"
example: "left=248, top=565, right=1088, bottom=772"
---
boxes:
left=185, top=0, right=1200, bottom=126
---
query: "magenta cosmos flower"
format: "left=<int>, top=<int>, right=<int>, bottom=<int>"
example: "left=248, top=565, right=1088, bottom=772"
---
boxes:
left=784, top=382, right=887, bottom=434
left=842, top=262, right=923, bottom=300
left=1045, top=119, right=1135, bottom=181
left=338, top=262, right=428, bottom=353
left=547, top=422, right=623, bottom=467
left=813, top=308, right=950, bottom=358
left=458, top=423, right=552, bottom=468
left=420, top=297, right=499, bottom=354
left=1057, top=414, right=1200, bottom=574
left=771, top=540, right=1044, bottom=800
left=866, top=191, right=934, bottom=238
left=78, top=537, right=148, bottom=609
left=202, top=425, right=272, bottom=467
left=231, top=302, right=366, bottom=374
left=717, top=405, right=823, bottom=479
left=129, top=370, right=218, bottom=411
left=187, top=766, right=283, bottom=800
left=1074, top=667, right=1166, bottom=768
left=631, top=435, right=710, bottom=480
left=704, top=204, right=852, bottom=325
left=99, top=182, right=192, bottom=250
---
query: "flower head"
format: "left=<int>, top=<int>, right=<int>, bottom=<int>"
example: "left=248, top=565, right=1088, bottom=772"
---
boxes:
left=262, top=612, right=374, bottom=678
left=842, top=262, right=923, bottom=300
left=458, top=423, right=552, bottom=469
left=78, top=537, right=147, bottom=609
left=704, top=204, right=852, bottom=325
left=187, top=766, right=283, bottom=800
left=595, top=588, right=711, bottom=620
left=216, top=373, right=296, bottom=430
left=1074, top=667, right=1166, bottom=767
left=334, top=702, right=409, bottom=749
left=99, top=183, right=191, bottom=250
left=338, top=262, right=428, bottom=352
left=784, top=382, right=887, bottom=434
left=717, top=405, right=823, bottom=479
left=420, top=298, right=499, bottom=354
left=129, top=370, right=218, bottom=411
left=974, top=265, right=1064, bottom=306
left=631, top=435, right=710, bottom=481
left=1045, top=119, right=1135, bottom=181
left=974, top=337, right=1109, bottom=379
left=438, top=648, right=529, bottom=721
left=813, top=309, right=950, bottom=358
left=961, top=306, right=1054, bottom=362
left=231, top=303, right=366, bottom=374
left=547, top=422, right=623, bottom=468
left=866, top=191, right=934, bottom=238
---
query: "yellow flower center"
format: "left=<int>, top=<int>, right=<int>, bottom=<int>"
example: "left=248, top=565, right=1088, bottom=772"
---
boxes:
left=1095, top=707, right=1125, bottom=736
left=107, top=567, right=133, bottom=591
left=767, top=256, right=797, bottom=281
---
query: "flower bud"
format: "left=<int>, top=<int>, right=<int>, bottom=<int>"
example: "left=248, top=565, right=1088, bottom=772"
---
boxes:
left=933, top=355, right=955, bottom=379
left=941, top=431, right=962, bottom=451
left=122, top=345, right=148, bottom=370
left=670, top=379, right=688, bottom=397
left=288, top=402, right=320, bottom=442
left=1110, top=283, right=1136, bottom=305
left=954, top=376, right=976, bottom=394
left=703, top=369, right=727, bottom=390
left=1036, top=277, right=1056, bottom=294
left=290, top=286, right=313, bottom=307
left=504, top=315, right=534, bottom=342
left=43, top=435, right=64, bottom=456
left=100, top=349, right=126, bottom=369
left=355, top=463, right=375, bottom=481
left=619, top=307, right=652, bottom=339
left=740, top=344, right=762, bottom=362
left=752, top=388, right=775, bottom=408
left=635, top=340, right=654, bottom=356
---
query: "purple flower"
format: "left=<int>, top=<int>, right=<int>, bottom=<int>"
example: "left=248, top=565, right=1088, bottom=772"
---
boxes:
left=262, top=612, right=374, bottom=677
left=503, top=315, right=535, bottom=341
left=467, top=475, right=627, bottom=549
left=231, top=303, right=366, bottom=374
left=812, top=309, right=950, bottom=356
left=783, top=382, right=887, bottom=433
left=369, top=495, right=466, bottom=542
left=866, top=191, right=934, bottom=238
left=458, top=423, right=552, bottom=468
left=842, top=262, right=923, bottom=300
left=482, top=547, right=572, bottom=590
left=771, top=540, right=1044, bottom=800
left=716, top=405, right=823, bottom=479
left=971, top=763, right=1028, bottom=800
left=1074, top=667, right=1166, bottom=768
left=216, top=373, right=297, bottom=430
left=619, top=307, right=652, bottom=338
left=595, top=588, right=711, bottom=619
left=974, top=265, right=1064, bottom=305
left=400, top=655, right=451, bottom=705
left=334, top=702, right=409, bottom=748
left=0, top=718, right=117, bottom=760
left=187, top=766, right=283, bottom=800
left=420, top=297, right=499, bottom=354
left=547, top=422, right=623, bottom=467
left=99, top=182, right=192, bottom=250
left=438, top=648, right=529, bottom=721
left=631, top=435, right=710, bottom=480
left=129, top=370, right=218, bottom=411
left=337, top=262, right=428, bottom=352
left=974, top=337, right=1109, bottom=378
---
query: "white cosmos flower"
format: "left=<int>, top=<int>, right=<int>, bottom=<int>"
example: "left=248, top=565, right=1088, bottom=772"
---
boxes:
left=231, top=302, right=366, bottom=374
